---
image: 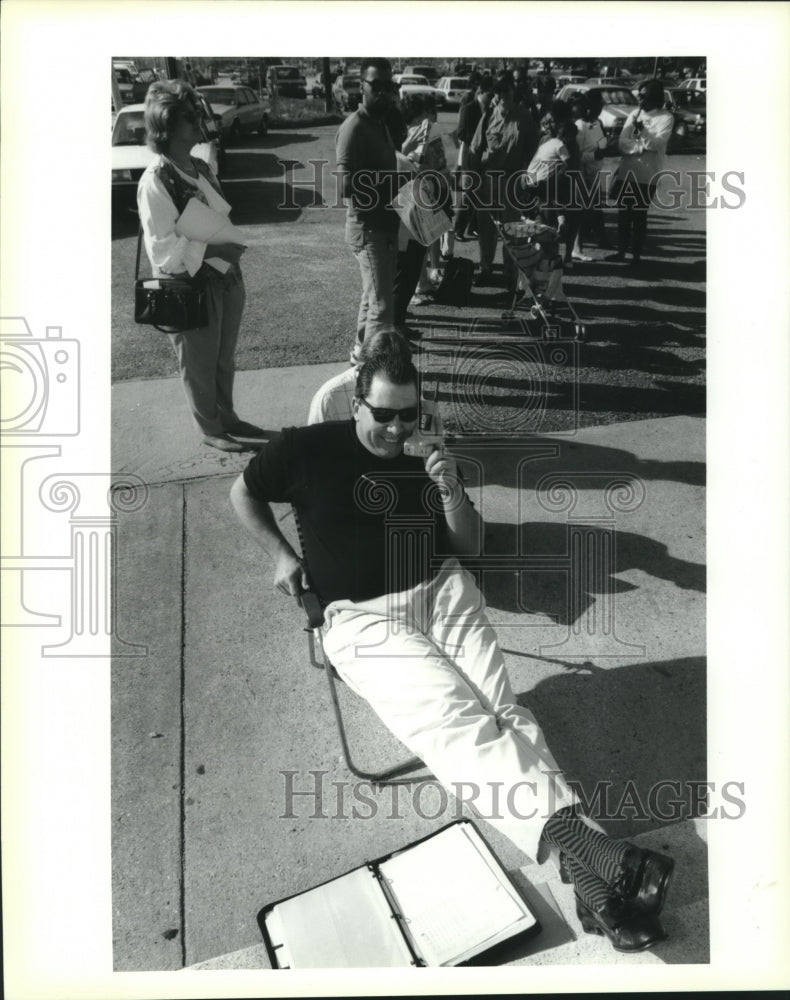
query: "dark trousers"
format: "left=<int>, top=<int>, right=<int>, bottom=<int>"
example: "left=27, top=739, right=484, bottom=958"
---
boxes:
left=617, top=182, right=657, bottom=259
left=393, top=239, right=427, bottom=326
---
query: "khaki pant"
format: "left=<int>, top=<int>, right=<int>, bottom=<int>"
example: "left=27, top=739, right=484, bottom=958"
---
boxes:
left=167, top=267, right=245, bottom=437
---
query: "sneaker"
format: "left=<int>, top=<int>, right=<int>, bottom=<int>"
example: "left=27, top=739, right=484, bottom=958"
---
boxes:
left=571, top=251, right=592, bottom=262
left=409, top=292, right=433, bottom=307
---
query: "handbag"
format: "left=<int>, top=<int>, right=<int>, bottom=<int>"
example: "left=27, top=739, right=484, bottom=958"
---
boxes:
left=134, top=228, right=208, bottom=333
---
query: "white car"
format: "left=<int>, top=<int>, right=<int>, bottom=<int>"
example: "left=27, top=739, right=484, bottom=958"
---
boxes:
left=111, top=101, right=220, bottom=201
left=555, top=83, right=639, bottom=150
left=435, top=76, right=471, bottom=108
left=197, top=84, right=270, bottom=142
left=677, top=77, right=706, bottom=94
left=393, top=74, right=446, bottom=107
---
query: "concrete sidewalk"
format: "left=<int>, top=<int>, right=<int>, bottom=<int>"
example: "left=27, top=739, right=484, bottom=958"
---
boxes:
left=111, top=362, right=707, bottom=970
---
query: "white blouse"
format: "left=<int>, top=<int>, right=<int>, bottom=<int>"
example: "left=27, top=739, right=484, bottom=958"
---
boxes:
left=137, top=155, right=231, bottom=277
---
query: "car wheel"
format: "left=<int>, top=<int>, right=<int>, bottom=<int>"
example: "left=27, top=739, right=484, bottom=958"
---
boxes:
left=258, top=114, right=268, bottom=136
left=230, top=119, right=241, bottom=144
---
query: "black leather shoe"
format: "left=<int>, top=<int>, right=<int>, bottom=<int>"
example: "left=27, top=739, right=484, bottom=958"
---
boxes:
left=576, top=894, right=667, bottom=953
left=614, top=846, right=675, bottom=916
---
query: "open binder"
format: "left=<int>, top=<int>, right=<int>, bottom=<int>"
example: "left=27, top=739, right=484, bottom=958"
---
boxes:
left=257, top=819, right=541, bottom=968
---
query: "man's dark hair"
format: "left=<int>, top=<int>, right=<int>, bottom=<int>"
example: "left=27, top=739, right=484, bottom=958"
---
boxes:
left=355, top=340, right=418, bottom=400
left=549, top=98, right=572, bottom=122
left=493, top=75, right=515, bottom=98
left=638, top=77, right=665, bottom=106
left=570, top=95, right=589, bottom=119
left=360, top=57, right=392, bottom=78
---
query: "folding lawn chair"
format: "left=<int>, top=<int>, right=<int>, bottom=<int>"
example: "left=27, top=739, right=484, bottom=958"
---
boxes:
left=293, top=514, right=432, bottom=786
left=289, top=381, right=434, bottom=785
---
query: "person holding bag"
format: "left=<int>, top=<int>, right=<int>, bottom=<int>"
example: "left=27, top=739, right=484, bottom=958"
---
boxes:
left=610, top=78, right=674, bottom=266
left=137, top=80, right=266, bottom=452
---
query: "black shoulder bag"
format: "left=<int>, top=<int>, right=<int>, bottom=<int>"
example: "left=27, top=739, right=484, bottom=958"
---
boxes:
left=134, top=227, right=208, bottom=334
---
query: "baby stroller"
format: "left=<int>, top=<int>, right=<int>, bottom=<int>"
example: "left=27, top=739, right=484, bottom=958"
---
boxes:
left=494, top=218, right=586, bottom=339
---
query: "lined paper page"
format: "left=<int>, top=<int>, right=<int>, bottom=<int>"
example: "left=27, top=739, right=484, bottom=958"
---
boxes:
left=379, top=823, right=533, bottom=966
left=265, top=866, right=413, bottom=968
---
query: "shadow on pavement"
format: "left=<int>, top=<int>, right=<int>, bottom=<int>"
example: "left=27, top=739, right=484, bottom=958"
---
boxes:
left=516, top=655, right=707, bottom=844
left=477, top=519, right=705, bottom=623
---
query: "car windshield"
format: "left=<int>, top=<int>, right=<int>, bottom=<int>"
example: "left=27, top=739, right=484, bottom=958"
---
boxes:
left=402, top=76, right=428, bottom=85
left=275, top=68, right=300, bottom=79
left=112, top=111, right=146, bottom=146
left=598, top=88, right=637, bottom=105
left=343, top=77, right=360, bottom=89
left=114, top=69, right=132, bottom=83
left=450, top=78, right=469, bottom=88
left=199, top=87, right=236, bottom=104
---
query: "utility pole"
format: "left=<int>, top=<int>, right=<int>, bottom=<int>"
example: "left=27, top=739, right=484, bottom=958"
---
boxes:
left=165, top=57, right=179, bottom=80
left=322, top=57, right=332, bottom=112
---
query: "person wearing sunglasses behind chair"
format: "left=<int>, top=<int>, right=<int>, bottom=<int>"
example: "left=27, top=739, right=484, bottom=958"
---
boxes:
left=231, top=348, right=676, bottom=956
left=335, top=58, right=402, bottom=365
left=137, top=79, right=266, bottom=452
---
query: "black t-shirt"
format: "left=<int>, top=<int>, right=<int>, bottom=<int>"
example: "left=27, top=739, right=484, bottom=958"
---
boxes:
left=243, top=421, right=452, bottom=605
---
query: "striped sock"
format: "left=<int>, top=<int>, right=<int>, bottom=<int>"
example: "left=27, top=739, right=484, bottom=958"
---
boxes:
left=563, top=853, right=610, bottom=911
left=541, top=806, right=629, bottom=884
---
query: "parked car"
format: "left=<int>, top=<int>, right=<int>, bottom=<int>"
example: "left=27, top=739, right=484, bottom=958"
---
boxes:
left=332, top=73, right=362, bottom=112
left=664, top=88, right=706, bottom=151
left=435, top=76, right=471, bottom=108
left=557, top=74, right=588, bottom=89
left=197, top=84, right=269, bottom=142
left=393, top=74, right=446, bottom=106
left=403, top=64, right=439, bottom=84
left=584, top=76, right=631, bottom=87
left=677, top=77, right=706, bottom=94
left=268, top=65, right=307, bottom=99
left=111, top=98, right=222, bottom=207
left=112, top=66, right=135, bottom=106
left=130, top=68, right=160, bottom=104
left=556, top=83, right=639, bottom=150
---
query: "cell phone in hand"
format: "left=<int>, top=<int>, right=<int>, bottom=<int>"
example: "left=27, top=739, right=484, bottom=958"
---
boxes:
left=403, top=387, right=445, bottom=458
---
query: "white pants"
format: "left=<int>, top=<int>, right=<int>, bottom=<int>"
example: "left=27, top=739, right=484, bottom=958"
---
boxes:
left=322, top=559, right=577, bottom=862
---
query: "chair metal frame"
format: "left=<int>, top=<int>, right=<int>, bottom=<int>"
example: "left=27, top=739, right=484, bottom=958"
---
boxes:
left=292, top=510, right=432, bottom=787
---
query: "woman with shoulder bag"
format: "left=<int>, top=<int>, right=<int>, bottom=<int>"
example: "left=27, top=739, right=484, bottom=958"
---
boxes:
left=137, top=80, right=266, bottom=452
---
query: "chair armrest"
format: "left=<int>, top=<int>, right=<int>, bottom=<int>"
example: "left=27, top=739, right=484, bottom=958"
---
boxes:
left=297, top=590, right=325, bottom=630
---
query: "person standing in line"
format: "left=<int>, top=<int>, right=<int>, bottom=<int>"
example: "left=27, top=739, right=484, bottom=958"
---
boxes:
left=335, top=57, right=401, bottom=364
left=137, top=80, right=266, bottom=452
left=450, top=76, right=493, bottom=244
left=571, top=92, right=609, bottom=255
left=611, top=78, right=674, bottom=266
left=470, top=75, right=540, bottom=289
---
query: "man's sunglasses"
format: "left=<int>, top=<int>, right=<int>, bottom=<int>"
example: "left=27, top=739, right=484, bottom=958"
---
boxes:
left=358, top=397, right=418, bottom=423
left=362, top=79, right=399, bottom=94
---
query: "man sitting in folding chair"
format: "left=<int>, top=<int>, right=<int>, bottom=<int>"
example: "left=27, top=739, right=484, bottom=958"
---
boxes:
left=229, top=348, right=676, bottom=954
